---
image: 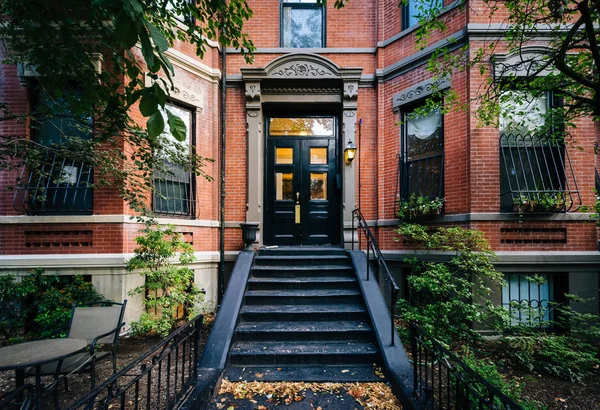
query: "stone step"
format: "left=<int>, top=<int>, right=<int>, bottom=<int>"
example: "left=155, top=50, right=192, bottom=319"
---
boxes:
left=240, top=304, right=367, bottom=322
left=228, top=341, right=379, bottom=365
left=243, top=289, right=362, bottom=305
left=254, top=255, right=351, bottom=267
left=247, top=276, right=357, bottom=291
left=258, top=247, right=347, bottom=257
left=224, top=364, right=384, bottom=382
left=235, top=320, right=373, bottom=341
left=250, top=265, right=354, bottom=277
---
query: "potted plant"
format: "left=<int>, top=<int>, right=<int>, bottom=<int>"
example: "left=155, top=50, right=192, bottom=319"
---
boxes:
left=535, top=192, right=567, bottom=212
left=398, top=194, right=445, bottom=219
left=513, top=194, right=533, bottom=213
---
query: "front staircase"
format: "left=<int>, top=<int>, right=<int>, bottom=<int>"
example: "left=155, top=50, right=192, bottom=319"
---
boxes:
left=223, top=247, right=384, bottom=382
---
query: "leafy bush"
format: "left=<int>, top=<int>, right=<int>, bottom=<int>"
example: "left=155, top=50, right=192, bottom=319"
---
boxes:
left=501, top=290, right=600, bottom=382
left=460, top=350, right=540, bottom=410
left=398, top=194, right=444, bottom=219
left=0, top=269, right=105, bottom=345
left=396, top=224, right=506, bottom=346
left=127, top=223, right=204, bottom=337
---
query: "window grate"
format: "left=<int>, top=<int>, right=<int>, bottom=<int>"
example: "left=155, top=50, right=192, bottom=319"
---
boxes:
left=500, top=133, right=581, bottom=212
left=12, top=150, right=93, bottom=215
left=153, top=160, right=198, bottom=218
left=502, top=273, right=553, bottom=327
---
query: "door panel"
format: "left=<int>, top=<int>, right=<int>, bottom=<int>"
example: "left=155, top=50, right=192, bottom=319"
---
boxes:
left=265, top=118, right=339, bottom=246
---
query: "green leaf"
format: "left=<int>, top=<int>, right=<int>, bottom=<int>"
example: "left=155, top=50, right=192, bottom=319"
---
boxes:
left=139, top=89, right=158, bottom=117
left=139, top=28, right=160, bottom=73
left=146, top=21, right=169, bottom=52
left=153, top=83, right=166, bottom=107
left=147, top=111, right=164, bottom=138
left=114, top=12, right=138, bottom=49
left=166, top=109, right=187, bottom=142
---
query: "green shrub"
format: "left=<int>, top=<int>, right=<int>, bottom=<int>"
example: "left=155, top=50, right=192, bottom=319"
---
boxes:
left=127, top=223, right=204, bottom=337
left=396, top=224, right=506, bottom=346
left=0, top=269, right=105, bottom=345
left=460, top=350, right=541, bottom=410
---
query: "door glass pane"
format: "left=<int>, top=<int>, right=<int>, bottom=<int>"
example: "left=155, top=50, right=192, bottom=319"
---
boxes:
left=276, top=148, right=293, bottom=164
left=310, top=173, right=327, bottom=200
left=276, top=173, right=294, bottom=200
left=310, top=148, right=327, bottom=164
left=270, top=118, right=334, bottom=137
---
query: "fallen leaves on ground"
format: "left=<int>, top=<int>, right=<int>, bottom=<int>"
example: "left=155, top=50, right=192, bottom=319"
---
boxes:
left=217, top=380, right=402, bottom=409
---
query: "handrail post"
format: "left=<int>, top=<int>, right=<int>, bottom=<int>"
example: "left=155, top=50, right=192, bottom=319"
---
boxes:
left=366, top=240, right=370, bottom=281
left=390, top=288, right=395, bottom=346
left=352, top=210, right=355, bottom=251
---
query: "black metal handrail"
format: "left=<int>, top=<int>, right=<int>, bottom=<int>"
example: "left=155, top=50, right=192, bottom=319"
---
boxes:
left=352, top=208, right=400, bottom=346
left=410, top=323, right=523, bottom=410
left=67, top=315, right=203, bottom=410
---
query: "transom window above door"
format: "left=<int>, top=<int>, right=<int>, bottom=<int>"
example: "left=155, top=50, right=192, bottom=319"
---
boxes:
left=270, top=117, right=334, bottom=137
left=281, top=0, right=325, bottom=48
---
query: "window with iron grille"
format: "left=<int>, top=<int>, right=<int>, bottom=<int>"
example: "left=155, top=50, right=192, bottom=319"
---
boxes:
left=403, top=0, right=444, bottom=29
left=400, top=105, right=444, bottom=201
left=502, top=272, right=567, bottom=328
left=153, top=103, right=195, bottom=217
left=281, top=0, right=325, bottom=48
left=14, top=89, right=93, bottom=215
left=499, top=91, right=581, bottom=212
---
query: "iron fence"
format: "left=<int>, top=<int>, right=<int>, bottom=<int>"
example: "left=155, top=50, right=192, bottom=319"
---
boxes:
left=66, top=315, right=203, bottom=410
left=12, top=150, right=93, bottom=215
left=410, top=323, right=523, bottom=410
left=352, top=208, right=400, bottom=346
left=500, top=133, right=581, bottom=212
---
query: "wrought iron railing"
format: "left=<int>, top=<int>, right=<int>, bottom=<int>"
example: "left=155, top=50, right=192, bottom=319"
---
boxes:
left=66, top=315, right=203, bottom=410
left=502, top=273, right=553, bottom=327
left=352, top=208, right=400, bottom=346
left=0, top=383, right=34, bottom=410
left=12, top=149, right=93, bottom=215
left=500, top=133, right=581, bottom=212
left=410, top=323, right=523, bottom=410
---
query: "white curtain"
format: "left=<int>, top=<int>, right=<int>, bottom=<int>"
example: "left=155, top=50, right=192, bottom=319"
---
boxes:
left=407, top=108, right=442, bottom=140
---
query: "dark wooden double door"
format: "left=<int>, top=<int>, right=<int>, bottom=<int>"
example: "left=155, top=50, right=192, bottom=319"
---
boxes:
left=264, top=119, right=339, bottom=245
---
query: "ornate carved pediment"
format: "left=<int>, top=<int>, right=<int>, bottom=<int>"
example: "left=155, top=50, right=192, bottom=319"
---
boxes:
left=392, top=76, right=451, bottom=109
left=493, top=46, right=555, bottom=78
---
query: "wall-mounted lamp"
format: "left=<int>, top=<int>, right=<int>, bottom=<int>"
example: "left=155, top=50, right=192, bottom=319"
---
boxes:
left=344, top=140, right=357, bottom=163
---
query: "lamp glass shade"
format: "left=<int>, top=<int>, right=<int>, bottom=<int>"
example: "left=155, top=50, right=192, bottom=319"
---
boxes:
left=344, top=141, right=357, bottom=163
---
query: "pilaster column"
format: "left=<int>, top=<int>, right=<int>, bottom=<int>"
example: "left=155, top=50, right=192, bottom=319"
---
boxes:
left=245, top=81, right=263, bottom=242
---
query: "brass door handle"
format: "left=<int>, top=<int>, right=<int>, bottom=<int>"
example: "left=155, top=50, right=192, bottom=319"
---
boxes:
left=295, top=192, right=300, bottom=224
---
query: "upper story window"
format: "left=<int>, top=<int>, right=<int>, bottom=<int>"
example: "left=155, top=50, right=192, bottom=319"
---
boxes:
left=498, top=90, right=580, bottom=212
left=15, top=89, right=94, bottom=215
left=153, top=102, right=196, bottom=218
left=281, top=0, right=325, bottom=48
left=400, top=105, right=444, bottom=202
left=403, top=0, right=443, bottom=29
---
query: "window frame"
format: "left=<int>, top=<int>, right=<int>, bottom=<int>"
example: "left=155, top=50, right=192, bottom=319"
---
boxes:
left=498, top=90, right=581, bottom=212
left=402, top=0, right=444, bottom=30
left=22, top=87, right=94, bottom=215
left=280, top=0, right=326, bottom=48
left=501, top=272, right=568, bottom=329
left=399, top=101, right=445, bottom=202
left=152, top=101, right=197, bottom=219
